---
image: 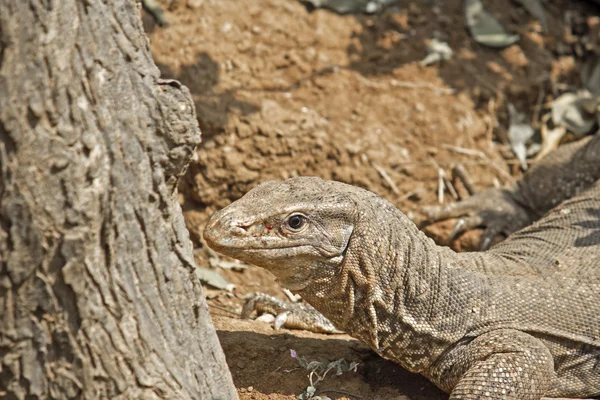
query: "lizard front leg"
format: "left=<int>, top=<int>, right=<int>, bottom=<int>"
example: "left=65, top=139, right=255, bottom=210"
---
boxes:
left=242, top=293, right=342, bottom=334
left=424, top=134, right=600, bottom=249
left=423, top=187, right=534, bottom=250
left=430, top=329, right=555, bottom=400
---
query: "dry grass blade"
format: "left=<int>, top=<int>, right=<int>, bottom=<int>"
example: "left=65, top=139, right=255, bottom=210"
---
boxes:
left=371, top=162, right=400, bottom=195
left=442, top=144, right=513, bottom=181
left=390, top=79, right=456, bottom=95
left=399, top=187, right=426, bottom=201
left=437, top=168, right=445, bottom=204
left=443, top=144, right=487, bottom=158
left=443, top=174, right=459, bottom=200
left=208, top=304, right=242, bottom=316
left=452, top=164, right=477, bottom=196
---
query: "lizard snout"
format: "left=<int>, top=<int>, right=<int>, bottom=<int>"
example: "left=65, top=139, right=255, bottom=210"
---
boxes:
left=204, top=212, right=239, bottom=246
left=204, top=209, right=259, bottom=251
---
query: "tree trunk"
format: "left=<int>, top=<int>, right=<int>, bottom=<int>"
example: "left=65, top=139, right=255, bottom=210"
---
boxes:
left=0, top=1, right=237, bottom=399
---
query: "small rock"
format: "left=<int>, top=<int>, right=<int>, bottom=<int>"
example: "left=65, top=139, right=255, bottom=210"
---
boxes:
left=256, top=313, right=275, bottom=323
left=221, top=22, right=232, bottom=33
left=365, top=2, right=379, bottom=13
left=187, top=0, right=203, bottom=8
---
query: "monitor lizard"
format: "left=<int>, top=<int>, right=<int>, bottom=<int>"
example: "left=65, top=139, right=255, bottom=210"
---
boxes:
left=204, top=134, right=600, bottom=399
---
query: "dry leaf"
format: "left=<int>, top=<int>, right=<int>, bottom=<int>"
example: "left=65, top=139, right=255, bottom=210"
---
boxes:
left=465, top=0, right=519, bottom=48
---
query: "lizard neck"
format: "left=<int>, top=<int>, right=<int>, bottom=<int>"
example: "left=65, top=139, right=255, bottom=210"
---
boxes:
left=297, top=194, right=473, bottom=373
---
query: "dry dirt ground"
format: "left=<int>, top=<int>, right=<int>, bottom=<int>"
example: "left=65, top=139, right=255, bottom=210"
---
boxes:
left=145, top=0, right=598, bottom=398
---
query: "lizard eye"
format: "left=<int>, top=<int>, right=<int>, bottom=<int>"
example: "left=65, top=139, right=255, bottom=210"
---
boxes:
left=285, top=214, right=306, bottom=231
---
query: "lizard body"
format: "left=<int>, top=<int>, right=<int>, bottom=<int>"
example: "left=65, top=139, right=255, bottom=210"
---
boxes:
left=204, top=135, right=600, bottom=399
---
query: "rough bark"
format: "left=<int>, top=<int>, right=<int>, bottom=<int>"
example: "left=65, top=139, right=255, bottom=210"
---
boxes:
left=0, top=1, right=237, bottom=399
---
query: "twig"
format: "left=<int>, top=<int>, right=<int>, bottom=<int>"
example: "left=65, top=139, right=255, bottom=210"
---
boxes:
left=390, top=79, right=456, bottom=95
left=485, top=97, right=497, bottom=144
left=441, top=144, right=513, bottom=181
left=208, top=304, right=241, bottom=316
left=487, top=161, right=514, bottom=182
left=437, top=168, right=445, bottom=204
left=444, top=174, right=459, bottom=200
left=392, top=159, right=530, bottom=168
left=371, top=162, right=400, bottom=195
left=399, top=187, right=426, bottom=201
left=429, top=158, right=451, bottom=204
left=473, top=74, right=504, bottom=102
left=452, top=164, right=476, bottom=196
left=442, top=144, right=487, bottom=159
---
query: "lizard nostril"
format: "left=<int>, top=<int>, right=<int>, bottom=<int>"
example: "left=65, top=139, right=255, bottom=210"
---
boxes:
left=238, top=224, right=251, bottom=232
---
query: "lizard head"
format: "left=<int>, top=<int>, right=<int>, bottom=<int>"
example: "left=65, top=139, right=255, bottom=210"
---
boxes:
left=203, top=177, right=357, bottom=291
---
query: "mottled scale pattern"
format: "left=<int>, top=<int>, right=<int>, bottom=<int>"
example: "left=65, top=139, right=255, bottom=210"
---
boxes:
left=437, top=329, right=555, bottom=399
left=205, top=134, right=600, bottom=399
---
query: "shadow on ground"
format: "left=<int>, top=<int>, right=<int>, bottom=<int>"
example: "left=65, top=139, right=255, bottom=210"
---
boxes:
left=340, top=0, right=599, bottom=126
left=156, top=53, right=259, bottom=141
left=216, top=316, right=447, bottom=400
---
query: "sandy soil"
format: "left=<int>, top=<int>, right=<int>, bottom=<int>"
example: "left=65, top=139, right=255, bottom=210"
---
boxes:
left=145, top=0, right=598, bottom=398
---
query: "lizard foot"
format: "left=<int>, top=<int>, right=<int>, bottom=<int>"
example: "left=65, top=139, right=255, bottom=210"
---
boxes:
left=422, top=188, right=533, bottom=250
left=242, top=293, right=342, bottom=334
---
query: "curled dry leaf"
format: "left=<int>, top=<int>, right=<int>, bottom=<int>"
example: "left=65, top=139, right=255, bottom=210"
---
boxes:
left=465, top=0, right=519, bottom=48
left=421, top=39, right=453, bottom=66
left=551, top=92, right=596, bottom=136
left=195, top=267, right=235, bottom=291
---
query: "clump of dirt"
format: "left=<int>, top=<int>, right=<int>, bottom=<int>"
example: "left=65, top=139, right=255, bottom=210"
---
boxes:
left=146, top=0, right=597, bottom=398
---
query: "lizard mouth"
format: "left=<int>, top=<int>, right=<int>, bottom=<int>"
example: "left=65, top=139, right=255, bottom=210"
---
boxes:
left=204, top=221, right=311, bottom=254
left=204, top=223, right=343, bottom=261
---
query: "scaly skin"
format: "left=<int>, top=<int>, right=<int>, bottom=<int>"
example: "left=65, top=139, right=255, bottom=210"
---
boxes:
left=204, top=137, right=600, bottom=399
left=424, top=135, right=600, bottom=249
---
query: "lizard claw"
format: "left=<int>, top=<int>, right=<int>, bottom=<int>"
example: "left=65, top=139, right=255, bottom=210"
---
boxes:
left=480, top=224, right=505, bottom=251
left=273, top=311, right=291, bottom=330
left=423, top=188, right=533, bottom=250
left=449, top=216, right=484, bottom=241
left=242, top=293, right=342, bottom=334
